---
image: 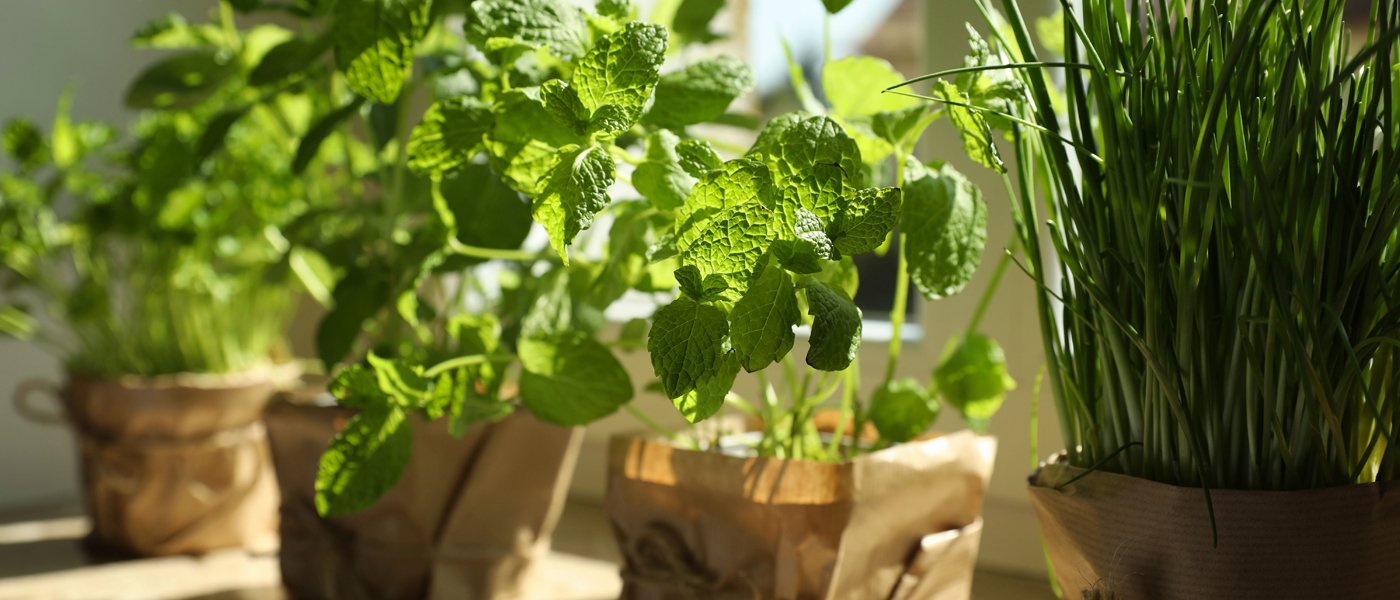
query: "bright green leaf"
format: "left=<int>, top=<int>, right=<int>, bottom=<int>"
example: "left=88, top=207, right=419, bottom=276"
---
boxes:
left=673, top=351, right=738, bottom=423
left=676, top=139, right=722, bottom=177
left=933, top=80, right=1004, bottom=173
left=294, top=98, right=367, bottom=174
left=406, top=97, right=493, bottom=176
left=729, top=257, right=799, bottom=372
left=763, top=115, right=861, bottom=224
left=124, top=51, right=237, bottom=110
left=832, top=187, right=901, bottom=256
left=935, top=333, right=1015, bottom=433
left=903, top=159, right=987, bottom=300
left=519, top=333, right=634, bottom=425
left=466, top=0, right=590, bottom=60
left=367, top=351, right=430, bottom=407
left=540, top=79, right=592, bottom=136
left=314, top=405, right=412, bottom=516
left=633, top=130, right=694, bottom=210
left=822, top=56, right=919, bottom=118
left=646, top=55, right=756, bottom=129
left=532, top=144, right=616, bottom=264
left=484, top=89, right=587, bottom=195
left=869, top=378, right=938, bottom=443
left=572, top=22, right=668, bottom=128
left=332, top=0, right=432, bottom=104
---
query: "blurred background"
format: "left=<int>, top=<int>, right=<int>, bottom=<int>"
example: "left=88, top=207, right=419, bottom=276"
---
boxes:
left=0, top=0, right=1065, bottom=597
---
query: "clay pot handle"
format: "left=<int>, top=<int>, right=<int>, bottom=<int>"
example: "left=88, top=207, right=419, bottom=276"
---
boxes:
left=13, top=378, right=65, bottom=426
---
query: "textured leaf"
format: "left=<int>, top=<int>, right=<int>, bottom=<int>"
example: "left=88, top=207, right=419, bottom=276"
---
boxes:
left=746, top=112, right=804, bottom=160
left=332, top=0, right=432, bottom=104
left=821, top=56, right=919, bottom=118
left=869, top=378, right=938, bottom=443
left=792, top=207, right=833, bottom=260
left=327, top=365, right=388, bottom=410
left=294, top=98, right=367, bottom=174
left=935, top=333, right=1015, bottom=433
left=646, top=56, right=756, bottom=129
left=647, top=298, right=728, bottom=398
left=818, top=256, right=860, bottom=299
left=532, top=144, right=615, bottom=264
left=633, top=129, right=694, bottom=210
left=671, top=0, right=724, bottom=45
left=673, top=264, right=728, bottom=302
left=124, top=51, right=237, bottom=110
left=250, top=35, right=332, bottom=86
left=832, top=187, right=901, bottom=256
left=800, top=279, right=861, bottom=371
left=519, top=333, right=634, bottom=425
left=674, top=159, right=776, bottom=240
left=484, top=89, right=585, bottom=194
left=466, top=0, right=590, bottom=60
left=676, top=139, right=722, bottom=177
left=315, top=405, right=412, bottom=516
left=596, top=0, right=632, bottom=19
left=367, top=351, right=430, bottom=407
left=762, top=115, right=861, bottom=224
left=572, top=22, right=667, bottom=128
left=316, top=266, right=391, bottom=367
left=678, top=199, right=776, bottom=301
left=540, top=79, right=591, bottom=136
left=673, top=351, right=738, bottom=423
left=903, top=159, right=987, bottom=300
left=871, top=104, right=930, bottom=148
left=407, top=97, right=493, bottom=176
left=933, top=80, right=1004, bottom=173
left=729, top=257, right=799, bottom=372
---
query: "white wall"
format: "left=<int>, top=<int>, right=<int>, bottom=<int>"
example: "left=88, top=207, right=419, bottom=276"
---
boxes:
left=0, top=0, right=203, bottom=510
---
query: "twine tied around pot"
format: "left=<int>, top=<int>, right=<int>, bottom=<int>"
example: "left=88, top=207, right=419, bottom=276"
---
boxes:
left=621, top=523, right=762, bottom=600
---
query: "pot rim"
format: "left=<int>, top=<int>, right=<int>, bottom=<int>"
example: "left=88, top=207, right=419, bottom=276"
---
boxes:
left=66, top=361, right=304, bottom=392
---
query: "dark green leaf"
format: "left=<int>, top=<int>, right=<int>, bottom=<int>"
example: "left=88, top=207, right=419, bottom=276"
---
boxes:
left=902, top=159, right=986, bottom=300
left=369, top=101, right=400, bottom=151
left=294, top=98, right=367, bottom=174
left=249, top=35, right=331, bottom=86
left=800, top=279, right=861, bottom=371
left=333, top=0, right=432, bottom=104
left=729, top=256, right=798, bottom=372
left=439, top=163, right=532, bottom=256
left=195, top=108, right=248, bottom=163
left=3, top=119, right=47, bottom=171
left=519, top=333, right=634, bottom=425
left=540, top=79, right=591, bottom=136
left=633, top=129, right=694, bottom=210
left=407, top=97, right=494, bottom=176
left=646, top=55, right=756, bottom=129
left=619, top=317, right=648, bottom=346
left=596, top=0, right=632, bottom=19
left=316, top=266, right=391, bottom=368
left=821, top=0, right=853, bottom=13
left=832, top=187, right=901, bottom=256
left=532, top=144, right=616, bottom=263
left=647, top=297, right=728, bottom=398
left=124, top=51, right=237, bottom=110
left=671, top=0, right=724, bottom=45
left=466, top=0, right=590, bottom=61
left=314, top=405, right=412, bottom=516
left=673, top=350, right=738, bottom=423
left=674, top=264, right=728, bottom=302
left=869, top=378, right=938, bottom=443
left=934, top=333, right=1014, bottom=433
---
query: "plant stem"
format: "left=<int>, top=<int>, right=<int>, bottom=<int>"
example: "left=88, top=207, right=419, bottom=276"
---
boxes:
left=218, top=1, right=240, bottom=52
left=624, top=405, right=694, bottom=449
left=965, top=236, right=1019, bottom=336
left=884, top=152, right=911, bottom=384
left=447, top=238, right=541, bottom=261
left=423, top=353, right=516, bottom=378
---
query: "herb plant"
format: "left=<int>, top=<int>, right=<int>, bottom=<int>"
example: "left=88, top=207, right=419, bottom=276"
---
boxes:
left=0, top=5, right=341, bottom=377
left=249, top=0, right=1019, bottom=517
left=900, top=0, right=1400, bottom=495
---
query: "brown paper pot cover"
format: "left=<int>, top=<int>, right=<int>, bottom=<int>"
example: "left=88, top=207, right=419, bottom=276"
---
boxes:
left=1029, top=459, right=1400, bottom=600
left=62, top=365, right=297, bottom=557
left=265, top=400, right=583, bottom=600
left=606, top=430, right=997, bottom=600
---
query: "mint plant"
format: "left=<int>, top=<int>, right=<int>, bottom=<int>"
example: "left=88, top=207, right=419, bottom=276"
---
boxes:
left=236, top=0, right=1021, bottom=516
left=0, top=3, right=343, bottom=377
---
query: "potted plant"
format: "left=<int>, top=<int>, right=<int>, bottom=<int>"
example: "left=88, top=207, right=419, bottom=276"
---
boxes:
left=0, top=4, right=338, bottom=556
left=897, top=0, right=1400, bottom=597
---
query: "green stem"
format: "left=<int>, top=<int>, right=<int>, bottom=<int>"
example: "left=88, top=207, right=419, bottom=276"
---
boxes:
left=625, top=404, right=694, bottom=448
left=448, top=238, right=542, bottom=261
left=423, top=353, right=516, bottom=378
left=884, top=153, right=911, bottom=384
left=965, top=236, right=1019, bottom=336
left=218, top=1, right=240, bottom=52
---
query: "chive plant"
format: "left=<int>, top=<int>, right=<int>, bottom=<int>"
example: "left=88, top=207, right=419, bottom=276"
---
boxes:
left=899, top=0, right=1400, bottom=491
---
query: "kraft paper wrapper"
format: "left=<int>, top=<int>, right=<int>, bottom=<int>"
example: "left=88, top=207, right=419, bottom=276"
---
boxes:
left=606, top=430, right=996, bottom=600
left=265, top=399, right=583, bottom=600
left=1029, top=457, right=1400, bottom=599
left=58, top=364, right=298, bottom=557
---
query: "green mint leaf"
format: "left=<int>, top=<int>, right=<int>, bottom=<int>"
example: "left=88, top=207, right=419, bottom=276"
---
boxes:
left=532, top=144, right=616, bottom=264
left=771, top=239, right=823, bottom=274
left=439, top=163, right=532, bottom=261
left=647, top=298, right=729, bottom=398
left=519, top=333, right=634, bottom=426
left=327, top=364, right=388, bottom=410
left=903, top=159, right=987, bottom=300
left=674, top=158, right=776, bottom=240
left=367, top=351, right=430, bottom=407
left=674, top=264, right=729, bottom=302
left=678, top=200, right=776, bottom=301
left=449, top=367, right=516, bottom=436
left=822, top=0, right=854, bottom=13
left=671, top=0, right=724, bottom=45
left=869, top=378, right=938, bottom=443
left=818, top=255, right=860, bottom=299
left=619, top=317, right=648, bottom=346
left=935, top=333, right=1015, bottom=434
left=572, top=22, right=667, bottom=128
left=729, top=257, right=799, bottom=372
left=596, top=0, right=632, bottom=18
left=821, top=56, right=920, bottom=118
left=799, top=278, right=862, bottom=371
left=333, top=0, right=432, bottom=104
left=764, top=115, right=862, bottom=224
left=132, top=13, right=223, bottom=49
left=316, top=266, right=391, bottom=368
left=3, top=119, right=48, bottom=171
left=423, top=371, right=455, bottom=420
left=315, top=404, right=412, bottom=516
left=194, top=108, right=248, bottom=164
left=407, top=97, right=493, bottom=176
left=832, top=187, right=901, bottom=256
left=250, top=35, right=332, bottom=86
left=673, top=351, right=739, bottom=423
left=485, top=89, right=586, bottom=194
left=646, top=55, right=756, bottom=129
left=647, top=231, right=679, bottom=262
left=124, top=51, right=237, bottom=110
left=746, top=112, right=804, bottom=160
left=933, top=80, right=1005, bottom=173
left=871, top=104, right=930, bottom=148
left=676, top=139, right=722, bottom=177
left=540, top=79, right=591, bottom=136
left=294, top=97, right=367, bottom=174
left=793, top=207, right=834, bottom=259
left=633, top=129, right=694, bottom=210
left=467, top=0, right=590, bottom=60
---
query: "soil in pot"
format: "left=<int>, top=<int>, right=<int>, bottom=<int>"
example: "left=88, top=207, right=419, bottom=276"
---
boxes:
left=1030, top=457, right=1400, bottom=600
left=606, top=430, right=996, bottom=600
left=264, top=394, right=583, bottom=600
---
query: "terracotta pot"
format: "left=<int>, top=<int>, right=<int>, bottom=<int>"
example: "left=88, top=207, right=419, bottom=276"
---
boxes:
left=605, top=431, right=996, bottom=600
left=13, top=364, right=297, bottom=557
left=264, top=394, right=583, bottom=600
left=1029, top=455, right=1400, bottom=600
